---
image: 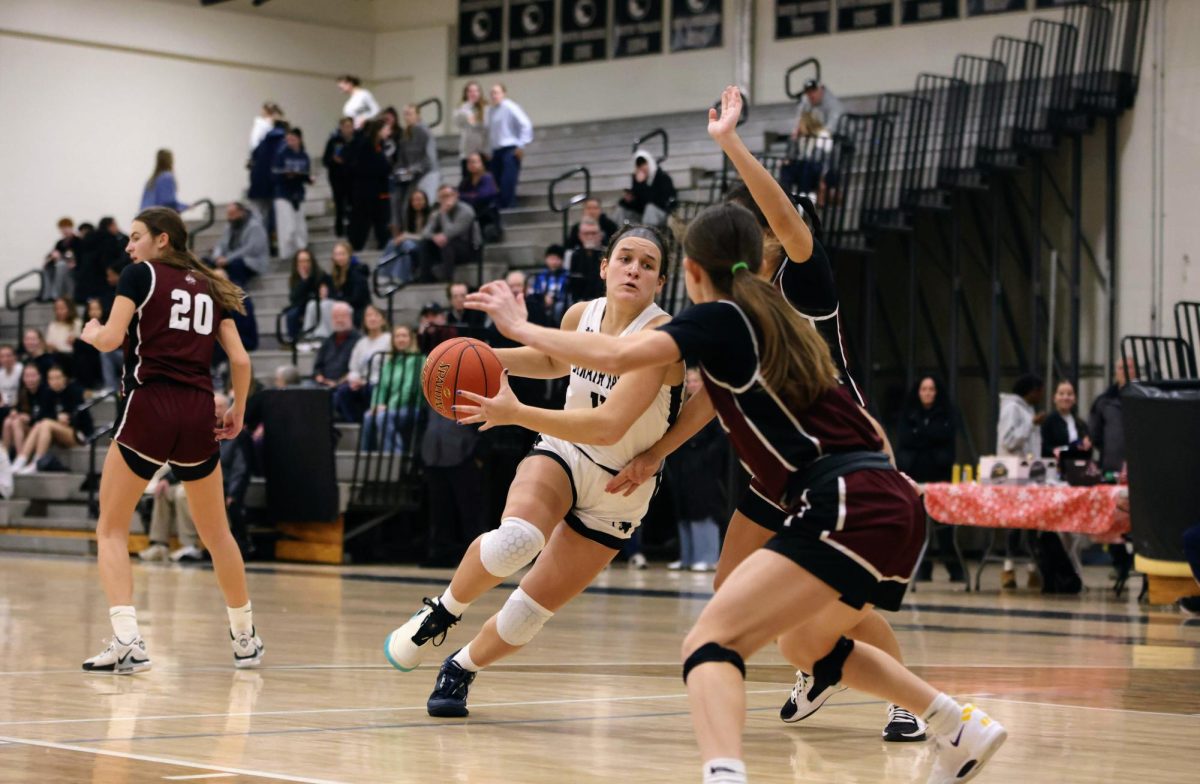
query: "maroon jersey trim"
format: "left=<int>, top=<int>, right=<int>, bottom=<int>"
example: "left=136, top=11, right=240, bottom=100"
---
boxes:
left=132, top=263, right=158, bottom=387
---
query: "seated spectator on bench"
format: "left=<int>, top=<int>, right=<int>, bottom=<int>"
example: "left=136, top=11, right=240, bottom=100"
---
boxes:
left=138, top=465, right=201, bottom=563
left=376, top=190, right=432, bottom=286
left=44, top=297, right=82, bottom=375
left=20, top=329, right=55, bottom=377
left=529, top=245, right=571, bottom=326
left=215, top=392, right=252, bottom=556
left=3, top=364, right=42, bottom=461
left=416, top=302, right=455, bottom=355
left=206, top=202, right=269, bottom=287
left=286, top=248, right=331, bottom=341
left=44, top=217, right=79, bottom=301
left=418, top=186, right=478, bottom=284
left=566, top=198, right=618, bottom=248
left=312, top=302, right=361, bottom=391
left=10, top=365, right=92, bottom=475
left=445, top=281, right=486, bottom=334
left=615, top=149, right=676, bottom=228
left=362, top=325, right=424, bottom=453
left=333, top=305, right=391, bottom=424
left=565, top=219, right=606, bottom=302
left=458, top=152, right=502, bottom=242
left=1042, top=379, right=1092, bottom=459
left=0, top=346, right=22, bottom=423
left=328, top=240, right=371, bottom=326
left=72, top=298, right=122, bottom=392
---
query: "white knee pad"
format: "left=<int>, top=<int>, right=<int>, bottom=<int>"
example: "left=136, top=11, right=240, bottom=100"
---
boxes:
left=479, top=517, right=546, bottom=578
left=495, top=588, right=554, bottom=647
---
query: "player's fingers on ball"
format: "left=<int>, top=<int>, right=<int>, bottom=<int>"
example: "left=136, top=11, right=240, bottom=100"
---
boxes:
left=456, top=390, right=485, bottom=403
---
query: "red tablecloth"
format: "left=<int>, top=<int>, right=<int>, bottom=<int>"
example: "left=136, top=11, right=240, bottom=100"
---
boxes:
left=923, top=483, right=1130, bottom=542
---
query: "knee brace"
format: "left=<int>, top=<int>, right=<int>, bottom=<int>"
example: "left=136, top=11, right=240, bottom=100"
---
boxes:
left=495, top=588, right=554, bottom=646
left=682, top=642, right=746, bottom=684
left=811, top=636, right=855, bottom=687
left=479, top=517, right=546, bottom=578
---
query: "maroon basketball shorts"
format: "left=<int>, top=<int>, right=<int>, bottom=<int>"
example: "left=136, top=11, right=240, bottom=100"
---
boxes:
left=114, top=382, right=218, bottom=468
left=763, top=468, right=925, bottom=612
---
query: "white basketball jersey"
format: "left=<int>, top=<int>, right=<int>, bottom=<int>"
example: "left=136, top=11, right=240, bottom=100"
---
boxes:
left=563, top=298, right=682, bottom=471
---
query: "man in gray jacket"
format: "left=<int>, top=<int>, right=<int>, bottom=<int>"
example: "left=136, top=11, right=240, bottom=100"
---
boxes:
left=208, top=202, right=270, bottom=286
left=418, top=185, right=478, bottom=283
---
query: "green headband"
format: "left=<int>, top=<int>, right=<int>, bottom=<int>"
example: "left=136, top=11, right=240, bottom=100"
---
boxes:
left=730, top=262, right=750, bottom=274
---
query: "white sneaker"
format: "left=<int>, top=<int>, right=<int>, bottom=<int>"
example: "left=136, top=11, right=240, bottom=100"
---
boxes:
left=10, top=456, right=27, bottom=473
left=882, top=703, right=928, bottom=742
left=231, top=627, right=264, bottom=668
left=138, top=543, right=169, bottom=562
left=82, top=636, right=151, bottom=674
left=779, top=670, right=846, bottom=723
left=169, top=545, right=204, bottom=562
left=628, top=553, right=648, bottom=570
left=690, top=562, right=714, bottom=572
left=16, top=461, right=37, bottom=476
left=928, top=703, right=1007, bottom=783
left=666, top=560, right=685, bottom=571
left=384, top=597, right=461, bottom=672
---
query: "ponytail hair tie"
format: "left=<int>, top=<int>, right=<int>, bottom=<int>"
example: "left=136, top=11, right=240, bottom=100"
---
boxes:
left=730, top=262, right=750, bottom=275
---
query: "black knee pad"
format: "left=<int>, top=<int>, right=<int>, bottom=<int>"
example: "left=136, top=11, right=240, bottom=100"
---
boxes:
left=682, top=642, right=746, bottom=684
left=170, top=452, right=220, bottom=482
left=812, top=636, right=855, bottom=687
left=118, top=443, right=162, bottom=480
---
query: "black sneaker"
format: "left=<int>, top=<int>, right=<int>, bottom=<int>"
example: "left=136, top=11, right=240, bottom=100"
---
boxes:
left=881, top=704, right=927, bottom=742
left=427, top=652, right=476, bottom=718
left=780, top=670, right=846, bottom=723
left=384, top=597, right=462, bottom=672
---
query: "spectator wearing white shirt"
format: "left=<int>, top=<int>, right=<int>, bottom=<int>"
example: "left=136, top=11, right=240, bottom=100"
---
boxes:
left=0, top=345, right=24, bottom=422
left=250, top=101, right=283, bottom=153
left=333, top=305, right=391, bottom=424
left=487, top=83, right=534, bottom=209
left=337, top=75, right=381, bottom=130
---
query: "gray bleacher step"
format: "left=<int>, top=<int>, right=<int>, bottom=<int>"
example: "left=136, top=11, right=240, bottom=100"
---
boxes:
left=0, top=499, right=31, bottom=526
left=10, top=515, right=96, bottom=532
left=0, top=534, right=94, bottom=556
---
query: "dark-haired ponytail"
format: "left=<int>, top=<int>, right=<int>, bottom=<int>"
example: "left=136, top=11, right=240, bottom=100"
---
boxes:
left=134, top=208, right=246, bottom=316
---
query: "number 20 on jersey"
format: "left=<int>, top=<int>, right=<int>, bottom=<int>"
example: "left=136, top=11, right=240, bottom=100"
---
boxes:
left=169, top=289, right=215, bottom=335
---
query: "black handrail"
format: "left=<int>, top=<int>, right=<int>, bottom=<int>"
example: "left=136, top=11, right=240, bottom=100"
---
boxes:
left=348, top=349, right=425, bottom=514
left=274, top=294, right=320, bottom=367
left=548, top=166, right=592, bottom=245
left=372, top=262, right=408, bottom=326
left=786, top=57, right=821, bottom=101
left=5, top=268, right=46, bottom=340
left=416, top=97, right=444, bottom=130
left=186, top=198, right=216, bottom=250
left=632, top=128, right=669, bottom=164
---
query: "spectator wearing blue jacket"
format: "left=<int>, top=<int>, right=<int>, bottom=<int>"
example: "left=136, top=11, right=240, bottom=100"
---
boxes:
left=248, top=119, right=288, bottom=236
left=273, top=128, right=312, bottom=260
left=528, top=244, right=571, bottom=326
left=139, top=149, right=188, bottom=212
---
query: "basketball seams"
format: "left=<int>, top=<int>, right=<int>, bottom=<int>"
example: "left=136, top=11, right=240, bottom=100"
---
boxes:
left=422, top=337, right=503, bottom=421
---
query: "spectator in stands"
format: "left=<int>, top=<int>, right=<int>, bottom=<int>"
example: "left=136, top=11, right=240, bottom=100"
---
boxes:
left=347, top=117, right=393, bottom=251
left=272, top=127, right=312, bottom=260
left=0, top=346, right=23, bottom=423
left=44, top=217, right=79, bottom=301
left=249, top=101, right=283, bottom=155
left=529, top=244, right=571, bottom=326
left=328, top=240, right=371, bottom=325
left=322, top=117, right=355, bottom=237
left=274, top=365, right=301, bottom=389
left=418, top=185, right=478, bottom=283
left=390, top=104, right=435, bottom=235
left=206, top=202, right=269, bottom=286
left=616, top=149, right=676, bottom=228
left=445, top=281, right=485, bottom=333
left=139, top=148, right=188, bottom=212
left=782, top=113, right=836, bottom=206
left=417, top=302, right=454, bottom=354
left=71, top=298, right=122, bottom=392
left=215, top=391, right=252, bottom=555
left=138, top=465, right=201, bottom=562
left=566, top=198, right=618, bottom=248
left=10, top=365, right=91, bottom=475
left=98, top=263, right=121, bottom=314
left=664, top=367, right=728, bottom=572
left=337, top=75, right=380, bottom=130
left=75, top=217, right=130, bottom=306
left=312, top=302, right=361, bottom=389
left=44, top=296, right=81, bottom=376
left=487, top=83, right=534, bottom=209
left=458, top=152, right=502, bottom=242
left=20, top=329, right=55, bottom=377
left=363, top=325, right=424, bottom=453
left=248, top=117, right=288, bottom=233
left=2, top=364, right=43, bottom=460
left=209, top=268, right=258, bottom=372
left=896, top=376, right=963, bottom=582
left=286, top=249, right=331, bottom=341
left=565, top=218, right=606, bottom=301
left=998, top=373, right=1046, bottom=589
left=455, top=81, right=490, bottom=179
left=1089, top=358, right=1134, bottom=474
left=420, top=400, right=487, bottom=567
left=791, top=78, right=845, bottom=142
left=1042, top=379, right=1092, bottom=458
left=333, top=305, right=390, bottom=424
left=404, top=188, right=433, bottom=236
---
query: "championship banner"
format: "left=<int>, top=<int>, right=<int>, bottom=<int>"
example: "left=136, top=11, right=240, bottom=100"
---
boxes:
left=776, top=1, right=833, bottom=39
left=835, top=0, right=894, bottom=31
left=613, top=0, right=664, bottom=59
left=508, top=0, right=555, bottom=70
left=901, top=0, right=958, bottom=24
left=670, top=0, right=722, bottom=52
left=458, top=0, right=504, bottom=76
left=560, top=0, right=610, bottom=64
left=967, top=0, right=1027, bottom=15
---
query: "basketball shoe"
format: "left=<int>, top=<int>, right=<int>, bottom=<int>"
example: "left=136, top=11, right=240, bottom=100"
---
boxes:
left=384, top=597, right=461, bottom=672
left=779, top=670, right=846, bottom=722
left=882, top=703, right=928, bottom=742
left=928, top=703, right=1007, bottom=783
left=426, top=651, right=476, bottom=718
left=82, top=636, right=151, bottom=674
left=231, top=627, right=264, bottom=668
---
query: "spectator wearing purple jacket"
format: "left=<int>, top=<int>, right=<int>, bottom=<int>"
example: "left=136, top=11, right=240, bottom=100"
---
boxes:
left=458, top=152, right=501, bottom=242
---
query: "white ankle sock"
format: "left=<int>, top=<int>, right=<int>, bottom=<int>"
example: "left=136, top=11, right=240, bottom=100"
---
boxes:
left=439, top=588, right=469, bottom=617
left=702, top=758, right=746, bottom=784
left=1002, top=559, right=1014, bottom=571
left=452, top=644, right=480, bottom=673
left=922, top=692, right=962, bottom=737
left=109, top=606, right=139, bottom=642
left=227, top=602, right=253, bottom=635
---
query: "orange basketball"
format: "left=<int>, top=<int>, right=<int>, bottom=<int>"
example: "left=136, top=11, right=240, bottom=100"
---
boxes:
left=422, top=337, right=504, bottom=421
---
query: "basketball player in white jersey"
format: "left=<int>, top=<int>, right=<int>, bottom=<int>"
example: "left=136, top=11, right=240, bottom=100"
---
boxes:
left=383, top=226, right=684, bottom=718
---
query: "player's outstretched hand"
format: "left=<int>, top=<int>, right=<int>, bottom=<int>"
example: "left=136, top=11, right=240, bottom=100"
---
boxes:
left=80, top=318, right=103, bottom=347
left=605, top=450, right=662, bottom=497
left=707, top=85, right=743, bottom=142
left=214, top=406, right=244, bottom=441
left=454, top=370, right=518, bottom=432
left=465, top=280, right=528, bottom=338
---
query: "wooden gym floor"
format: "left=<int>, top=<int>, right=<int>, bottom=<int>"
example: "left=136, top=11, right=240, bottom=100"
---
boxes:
left=0, top=554, right=1197, bottom=783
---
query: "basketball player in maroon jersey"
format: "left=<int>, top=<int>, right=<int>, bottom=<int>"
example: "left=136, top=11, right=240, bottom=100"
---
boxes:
left=78, top=207, right=263, bottom=674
